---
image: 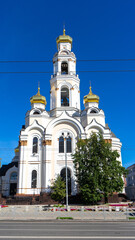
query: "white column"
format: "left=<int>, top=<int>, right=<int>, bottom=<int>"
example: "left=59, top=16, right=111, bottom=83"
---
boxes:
left=58, top=60, right=61, bottom=74
left=17, top=141, right=27, bottom=194
left=41, top=143, right=46, bottom=192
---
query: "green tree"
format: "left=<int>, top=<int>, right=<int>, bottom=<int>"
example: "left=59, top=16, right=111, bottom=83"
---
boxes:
left=72, top=133, right=127, bottom=204
left=50, top=175, right=66, bottom=202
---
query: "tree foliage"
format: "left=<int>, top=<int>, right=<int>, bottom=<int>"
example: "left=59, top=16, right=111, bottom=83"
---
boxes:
left=50, top=175, right=66, bottom=202
left=72, top=133, right=127, bottom=204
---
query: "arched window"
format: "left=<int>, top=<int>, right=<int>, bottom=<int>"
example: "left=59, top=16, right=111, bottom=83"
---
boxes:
left=59, top=136, right=64, bottom=153
left=61, top=61, right=68, bottom=74
left=90, top=110, right=97, bottom=113
left=61, top=87, right=69, bottom=106
left=10, top=172, right=17, bottom=181
left=31, top=170, right=37, bottom=188
left=66, top=136, right=72, bottom=153
left=33, top=137, right=38, bottom=154
left=33, top=111, right=40, bottom=115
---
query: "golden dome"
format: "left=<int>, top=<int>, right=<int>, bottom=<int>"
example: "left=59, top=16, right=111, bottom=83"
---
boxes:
left=84, top=86, right=99, bottom=103
left=14, top=146, right=19, bottom=153
left=30, top=87, right=47, bottom=105
left=56, top=28, right=73, bottom=49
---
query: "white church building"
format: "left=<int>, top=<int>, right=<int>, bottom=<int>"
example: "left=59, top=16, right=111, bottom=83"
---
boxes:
left=0, top=30, right=122, bottom=197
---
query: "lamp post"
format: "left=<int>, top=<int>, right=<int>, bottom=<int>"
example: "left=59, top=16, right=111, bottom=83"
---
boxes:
left=64, top=137, right=68, bottom=210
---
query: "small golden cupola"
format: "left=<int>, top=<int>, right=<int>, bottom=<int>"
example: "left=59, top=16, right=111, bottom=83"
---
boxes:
left=14, top=146, right=19, bottom=153
left=83, top=86, right=99, bottom=109
left=30, top=86, right=47, bottom=110
left=56, top=28, right=73, bottom=51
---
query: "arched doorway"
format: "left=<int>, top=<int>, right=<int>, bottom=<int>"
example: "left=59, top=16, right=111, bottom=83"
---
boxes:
left=60, top=168, right=71, bottom=195
left=10, top=172, right=17, bottom=196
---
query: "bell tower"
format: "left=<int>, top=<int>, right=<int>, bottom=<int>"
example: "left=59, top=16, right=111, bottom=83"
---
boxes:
left=50, top=29, right=80, bottom=116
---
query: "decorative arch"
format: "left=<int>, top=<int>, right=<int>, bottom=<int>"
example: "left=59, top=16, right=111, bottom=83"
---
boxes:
left=85, top=119, right=105, bottom=134
left=25, top=120, right=44, bottom=135
left=46, top=111, right=85, bottom=136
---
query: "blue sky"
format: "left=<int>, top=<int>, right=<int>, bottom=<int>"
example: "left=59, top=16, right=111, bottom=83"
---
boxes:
left=0, top=0, right=135, bottom=168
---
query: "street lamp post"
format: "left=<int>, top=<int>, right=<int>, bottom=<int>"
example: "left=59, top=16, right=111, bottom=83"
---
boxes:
left=64, top=137, right=68, bottom=210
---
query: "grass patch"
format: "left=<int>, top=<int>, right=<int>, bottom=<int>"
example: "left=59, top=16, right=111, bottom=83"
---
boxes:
left=56, top=217, right=73, bottom=220
left=129, top=217, right=135, bottom=220
left=53, top=204, right=64, bottom=208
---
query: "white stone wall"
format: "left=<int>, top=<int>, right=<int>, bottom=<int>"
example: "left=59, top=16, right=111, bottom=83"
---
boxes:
left=1, top=166, right=18, bottom=197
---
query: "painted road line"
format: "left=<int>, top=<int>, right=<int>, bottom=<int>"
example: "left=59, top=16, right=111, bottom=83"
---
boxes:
left=0, top=229, right=135, bottom=231
left=0, top=236, right=135, bottom=239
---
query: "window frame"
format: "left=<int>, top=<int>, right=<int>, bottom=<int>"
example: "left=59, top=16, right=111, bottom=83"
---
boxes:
left=61, top=87, right=69, bottom=107
left=31, top=170, right=37, bottom=188
left=59, top=136, right=64, bottom=153
left=32, top=137, right=38, bottom=154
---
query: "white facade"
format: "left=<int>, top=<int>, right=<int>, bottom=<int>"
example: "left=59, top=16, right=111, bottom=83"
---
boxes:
left=126, top=164, right=135, bottom=200
left=0, top=30, right=122, bottom=196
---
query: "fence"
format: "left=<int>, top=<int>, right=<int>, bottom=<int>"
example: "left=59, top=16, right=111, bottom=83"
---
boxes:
left=0, top=205, right=135, bottom=220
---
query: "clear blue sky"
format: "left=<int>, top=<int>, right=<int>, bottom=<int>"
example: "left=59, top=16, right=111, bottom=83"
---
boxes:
left=0, top=0, right=135, bottom=168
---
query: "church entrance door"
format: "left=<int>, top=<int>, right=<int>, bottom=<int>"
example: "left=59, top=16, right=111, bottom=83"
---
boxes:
left=10, top=183, right=17, bottom=196
left=60, top=168, right=71, bottom=195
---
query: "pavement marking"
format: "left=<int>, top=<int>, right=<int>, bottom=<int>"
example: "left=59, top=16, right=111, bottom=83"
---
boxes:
left=0, top=222, right=130, bottom=225
left=0, top=229, right=135, bottom=232
left=0, top=237, right=135, bottom=239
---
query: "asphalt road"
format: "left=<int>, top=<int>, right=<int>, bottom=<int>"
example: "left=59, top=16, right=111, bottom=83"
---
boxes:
left=0, top=221, right=134, bottom=240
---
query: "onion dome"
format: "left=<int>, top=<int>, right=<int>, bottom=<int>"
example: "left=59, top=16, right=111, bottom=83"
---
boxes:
left=56, top=28, right=73, bottom=49
left=30, top=87, right=47, bottom=105
left=84, top=86, right=99, bottom=103
left=14, top=146, right=19, bottom=153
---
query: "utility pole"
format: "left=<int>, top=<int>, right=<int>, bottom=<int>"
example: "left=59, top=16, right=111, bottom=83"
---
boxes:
left=64, top=137, right=68, bottom=211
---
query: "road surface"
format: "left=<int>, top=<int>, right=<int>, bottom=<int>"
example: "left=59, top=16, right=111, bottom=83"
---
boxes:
left=0, top=221, right=134, bottom=239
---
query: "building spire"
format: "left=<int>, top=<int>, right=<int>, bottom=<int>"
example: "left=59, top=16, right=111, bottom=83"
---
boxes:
left=37, top=82, right=40, bottom=95
left=63, top=24, right=66, bottom=36
left=89, top=81, right=92, bottom=95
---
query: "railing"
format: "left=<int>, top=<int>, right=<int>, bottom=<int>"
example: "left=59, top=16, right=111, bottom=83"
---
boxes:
left=0, top=205, right=135, bottom=220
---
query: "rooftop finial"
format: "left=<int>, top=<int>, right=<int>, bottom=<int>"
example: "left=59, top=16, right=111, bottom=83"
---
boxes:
left=63, top=23, right=66, bottom=36
left=89, top=81, right=92, bottom=95
left=38, top=82, right=40, bottom=95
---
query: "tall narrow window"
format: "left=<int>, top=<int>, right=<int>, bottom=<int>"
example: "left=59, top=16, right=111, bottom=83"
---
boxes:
left=33, top=137, right=38, bottom=154
left=61, top=87, right=69, bottom=106
left=59, top=136, right=64, bottom=153
left=66, top=136, right=72, bottom=153
left=10, top=172, right=17, bottom=181
left=31, top=170, right=37, bottom=188
left=61, top=61, right=68, bottom=74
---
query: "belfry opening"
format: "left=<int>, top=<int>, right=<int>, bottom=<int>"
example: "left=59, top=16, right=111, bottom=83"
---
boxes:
left=61, top=61, right=68, bottom=74
left=61, top=87, right=69, bottom=106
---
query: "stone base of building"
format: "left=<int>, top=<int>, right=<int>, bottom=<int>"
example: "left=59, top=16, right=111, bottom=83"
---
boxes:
left=0, top=193, right=57, bottom=205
